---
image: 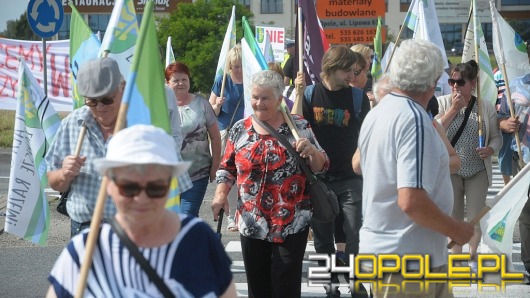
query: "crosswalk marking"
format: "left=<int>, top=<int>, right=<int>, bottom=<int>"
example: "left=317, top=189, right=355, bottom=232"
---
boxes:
left=226, top=161, right=529, bottom=296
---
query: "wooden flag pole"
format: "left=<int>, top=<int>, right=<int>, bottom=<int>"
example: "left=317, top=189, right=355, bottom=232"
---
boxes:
left=74, top=48, right=124, bottom=298
left=281, top=100, right=300, bottom=140
left=291, top=5, right=304, bottom=116
left=384, top=0, right=416, bottom=75
left=472, top=3, right=484, bottom=149
left=218, top=59, right=229, bottom=114
left=383, top=24, right=405, bottom=74
left=75, top=100, right=128, bottom=298
left=499, top=63, right=525, bottom=168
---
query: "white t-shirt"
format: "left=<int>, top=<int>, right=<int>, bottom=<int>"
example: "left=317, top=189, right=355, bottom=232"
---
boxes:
left=358, top=92, right=453, bottom=268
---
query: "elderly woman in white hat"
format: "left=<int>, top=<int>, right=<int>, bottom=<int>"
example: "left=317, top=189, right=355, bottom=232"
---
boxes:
left=46, top=125, right=237, bottom=298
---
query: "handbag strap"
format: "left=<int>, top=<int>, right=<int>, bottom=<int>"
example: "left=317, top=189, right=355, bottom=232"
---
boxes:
left=227, top=91, right=244, bottom=130
left=450, top=96, right=476, bottom=147
left=109, top=218, right=175, bottom=298
left=252, top=115, right=317, bottom=184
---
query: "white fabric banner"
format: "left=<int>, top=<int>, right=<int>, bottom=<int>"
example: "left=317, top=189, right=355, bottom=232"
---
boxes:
left=0, top=38, right=72, bottom=111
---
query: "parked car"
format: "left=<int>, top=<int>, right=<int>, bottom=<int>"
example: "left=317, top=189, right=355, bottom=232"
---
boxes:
left=452, top=42, right=464, bottom=56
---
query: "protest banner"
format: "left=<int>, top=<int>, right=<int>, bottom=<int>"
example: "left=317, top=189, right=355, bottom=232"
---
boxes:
left=0, top=38, right=72, bottom=111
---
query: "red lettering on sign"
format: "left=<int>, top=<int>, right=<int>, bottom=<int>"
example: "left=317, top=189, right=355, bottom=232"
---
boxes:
left=266, top=30, right=285, bottom=44
left=5, top=45, right=18, bottom=70
left=51, top=54, right=69, bottom=97
left=18, top=44, right=39, bottom=71
left=0, top=75, right=16, bottom=98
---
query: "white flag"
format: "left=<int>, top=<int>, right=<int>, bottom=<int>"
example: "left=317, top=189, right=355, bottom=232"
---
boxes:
left=99, top=0, right=138, bottom=78
left=490, top=1, right=530, bottom=84
left=241, top=37, right=265, bottom=117
left=262, top=32, right=275, bottom=63
left=214, top=6, right=236, bottom=78
left=166, top=36, right=176, bottom=68
left=381, top=42, right=395, bottom=75
left=5, top=60, right=61, bottom=245
left=462, top=0, right=498, bottom=106
left=412, top=0, right=449, bottom=69
left=481, top=163, right=530, bottom=270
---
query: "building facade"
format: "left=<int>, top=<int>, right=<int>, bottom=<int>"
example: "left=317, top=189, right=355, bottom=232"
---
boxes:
left=247, top=0, right=530, bottom=50
left=59, top=0, right=530, bottom=51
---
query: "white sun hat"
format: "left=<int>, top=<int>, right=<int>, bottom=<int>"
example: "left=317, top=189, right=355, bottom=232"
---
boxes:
left=94, top=124, right=191, bottom=177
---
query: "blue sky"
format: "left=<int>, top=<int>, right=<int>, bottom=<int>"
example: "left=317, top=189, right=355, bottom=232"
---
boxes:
left=0, top=0, right=30, bottom=32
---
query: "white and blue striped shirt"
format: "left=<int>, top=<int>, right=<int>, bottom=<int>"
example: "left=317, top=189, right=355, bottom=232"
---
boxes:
left=48, top=215, right=232, bottom=297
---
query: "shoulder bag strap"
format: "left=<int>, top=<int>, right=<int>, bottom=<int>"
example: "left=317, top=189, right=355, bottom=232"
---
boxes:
left=227, top=91, right=244, bottom=130
left=450, top=96, right=476, bottom=147
left=251, top=115, right=317, bottom=184
left=109, top=219, right=175, bottom=298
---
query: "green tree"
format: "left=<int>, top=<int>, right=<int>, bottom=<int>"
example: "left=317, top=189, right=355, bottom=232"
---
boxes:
left=157, top=0, right=252, bottom=93
left=1, top=12, right=39, bottom=41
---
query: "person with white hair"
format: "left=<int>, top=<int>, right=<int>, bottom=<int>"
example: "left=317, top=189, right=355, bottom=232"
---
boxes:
left=357, top=39, right=474, bottom=297
left=212, top=70, right=328, bottom=297
left=46, top=124, right=237, bottom=298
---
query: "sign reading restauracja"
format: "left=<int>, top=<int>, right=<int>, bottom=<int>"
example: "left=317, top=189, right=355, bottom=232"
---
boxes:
left=62, top=0, right=192, bottom=13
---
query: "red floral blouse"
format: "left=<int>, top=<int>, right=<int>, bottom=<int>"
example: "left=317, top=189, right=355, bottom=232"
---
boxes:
left=216, top=115, right=329, bottom=243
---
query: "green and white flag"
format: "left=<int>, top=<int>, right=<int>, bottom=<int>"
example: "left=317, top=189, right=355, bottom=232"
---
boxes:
left=480, top=163, right=530, bottom=271
left=69, top=3, right=101, bottom=109
left=99, top=0, right=138, bottom=77
left=462, top=0, right=497, bottom=105
left=166, top=36, right=176, bottom=68
left=371, top=16, right=383, bottom=80
left=214, top=5, right=236, bottom=78
left=5, top=59, right=61, bottom=245
left=490, top=1, right=530, bottom=83
left=407, top=0, right=448, bottom=69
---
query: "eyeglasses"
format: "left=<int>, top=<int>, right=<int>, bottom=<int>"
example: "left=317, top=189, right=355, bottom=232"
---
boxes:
left=113, top=179, right=171, bottom=198
left=85, top=96, right=115, bottom=107
left=448, top=79, right=466, bottom=87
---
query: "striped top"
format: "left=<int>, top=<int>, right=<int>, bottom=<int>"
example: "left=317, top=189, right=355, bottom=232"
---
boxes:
left=48, top=215, right=232, bottom=297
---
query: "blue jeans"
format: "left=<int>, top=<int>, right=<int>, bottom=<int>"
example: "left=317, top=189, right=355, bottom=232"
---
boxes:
left=311, top=176, right=363, bottom=257
left=71, top=219, right=109, bottom=237
left=180, top=176, right=209, bottom=217
left=70, top=220, right=92, bottom=237
left=310, top=177, right=367, bottom=297
left=498, top=132, right=515, bottom=176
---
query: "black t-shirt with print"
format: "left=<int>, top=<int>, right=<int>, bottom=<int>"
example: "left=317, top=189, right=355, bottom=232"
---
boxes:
left=302, top=82, right=370, bottom=179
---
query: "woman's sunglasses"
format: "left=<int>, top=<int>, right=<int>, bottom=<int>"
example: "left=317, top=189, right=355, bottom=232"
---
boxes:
left=448, top=79, right=466, bottom=87
left=113, top=179, right=171, bottom=198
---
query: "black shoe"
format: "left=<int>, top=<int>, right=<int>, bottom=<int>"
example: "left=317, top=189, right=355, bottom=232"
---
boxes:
left=335, top=250, right=347, bottom=266
left=326, top=289, right=340, bottom=298
left=523, top=270, right=530, bottom=285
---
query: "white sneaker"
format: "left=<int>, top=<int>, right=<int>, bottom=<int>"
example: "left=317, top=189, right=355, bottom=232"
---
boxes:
left=469, top=261, right=478, bottom=274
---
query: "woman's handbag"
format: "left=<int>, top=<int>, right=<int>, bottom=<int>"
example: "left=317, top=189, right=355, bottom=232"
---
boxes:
left=252, top=116, right=339, bottom=223
left=56, top=191, right=69, bottom=217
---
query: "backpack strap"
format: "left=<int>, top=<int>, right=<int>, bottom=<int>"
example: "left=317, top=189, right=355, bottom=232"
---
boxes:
left=304, top=84, right=315, bottom=106
left=351, top=87, right=364, bottom=119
